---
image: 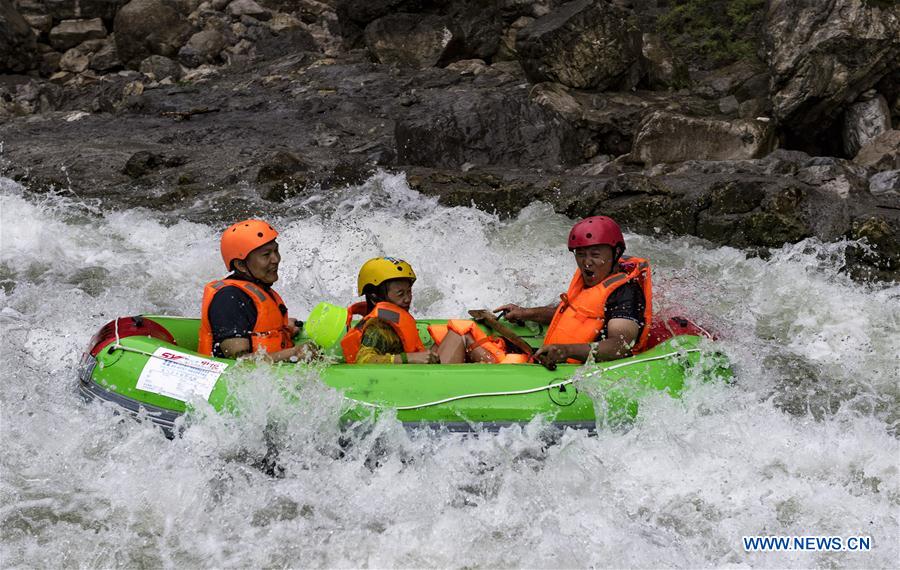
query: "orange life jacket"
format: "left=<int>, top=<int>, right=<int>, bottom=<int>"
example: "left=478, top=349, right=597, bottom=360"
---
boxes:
left=345, top=301, right=369, bottom=327
left=428, top=320, right=529, bottom=364
left=198, top=278, right=294, bottom=356
left=340, top=302, right=426, bottom=364
left=543, top=256, right=653, bottom=356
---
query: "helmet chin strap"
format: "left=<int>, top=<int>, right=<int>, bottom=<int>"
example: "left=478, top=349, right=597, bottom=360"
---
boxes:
left=364, top=283, right=390, bottom=311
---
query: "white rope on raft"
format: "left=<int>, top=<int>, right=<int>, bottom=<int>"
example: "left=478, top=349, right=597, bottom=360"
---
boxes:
left=104, top=325, right=701, bottom=411
left=351, top=348, right=702, bottom=411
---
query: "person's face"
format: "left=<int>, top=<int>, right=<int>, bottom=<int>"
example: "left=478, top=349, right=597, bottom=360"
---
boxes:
left=573, top=244, right=614, bottom=287
left=238, top=240, right=281, bottom=284
left=384, top=279, right=413, bottom=310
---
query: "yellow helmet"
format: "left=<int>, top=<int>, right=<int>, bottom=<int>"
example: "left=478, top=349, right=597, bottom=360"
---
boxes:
left=357, top=257, right=416, bottom=295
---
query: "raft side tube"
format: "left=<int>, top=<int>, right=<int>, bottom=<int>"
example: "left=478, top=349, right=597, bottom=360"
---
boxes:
left=78, top=315, right=732, bottom=435
left=78, top=358, right=182, bottom=438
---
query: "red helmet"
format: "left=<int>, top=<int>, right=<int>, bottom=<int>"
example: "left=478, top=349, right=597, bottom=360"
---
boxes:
left=567, top=216, right=625, bottom=252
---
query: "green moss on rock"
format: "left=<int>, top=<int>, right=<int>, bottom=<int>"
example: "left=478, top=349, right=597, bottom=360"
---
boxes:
left=657, top=0, right=766, bottom=70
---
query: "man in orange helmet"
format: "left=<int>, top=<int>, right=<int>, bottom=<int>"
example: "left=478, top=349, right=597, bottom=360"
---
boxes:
left=198, top=219, right=313, bottom=362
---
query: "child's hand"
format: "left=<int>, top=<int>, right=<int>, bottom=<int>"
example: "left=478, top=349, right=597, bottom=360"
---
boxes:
left=406, top=351, right=440, bottom=364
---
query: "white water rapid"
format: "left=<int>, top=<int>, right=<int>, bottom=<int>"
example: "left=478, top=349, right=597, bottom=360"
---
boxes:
left=1, top=172, right=898, bottom=568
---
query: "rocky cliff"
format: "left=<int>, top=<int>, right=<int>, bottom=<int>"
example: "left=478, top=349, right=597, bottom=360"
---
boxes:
left=1, top=0, right=898, bottom=280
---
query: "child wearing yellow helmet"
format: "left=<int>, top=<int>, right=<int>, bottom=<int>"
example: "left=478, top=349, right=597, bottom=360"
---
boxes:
left=340, top=257, right=440, bottom=364
left=339, top=258, right=506, bottom=365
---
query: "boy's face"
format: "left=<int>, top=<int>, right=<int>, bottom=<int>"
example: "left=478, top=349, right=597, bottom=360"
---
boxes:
left=384, top=279, right=413, bottom=310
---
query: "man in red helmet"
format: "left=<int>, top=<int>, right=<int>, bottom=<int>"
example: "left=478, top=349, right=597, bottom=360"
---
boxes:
left=495, top=216, right=653, bottom=369
left=198, top=219, right=313, bottom=362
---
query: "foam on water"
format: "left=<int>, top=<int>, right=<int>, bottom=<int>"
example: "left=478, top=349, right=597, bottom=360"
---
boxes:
left=1, top=173, right=898, bottom=568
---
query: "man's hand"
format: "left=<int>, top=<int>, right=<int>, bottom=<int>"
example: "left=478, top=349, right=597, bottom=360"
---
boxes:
left=219, top=337, right=251, bottom=359
left=287, top=318, right=302, bottom=337
left=494, top=303, right=558, bottom=325
left=532, top=344, right=570, bottom=370
left=494, top=304, right=529, bottom=323
left=287, top=342, right=319, bottom=362
left=221, top=338, right=318, bottom=363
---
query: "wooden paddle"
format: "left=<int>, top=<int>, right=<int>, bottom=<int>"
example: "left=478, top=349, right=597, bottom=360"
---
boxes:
left=467, top=309, right=534, bottom=356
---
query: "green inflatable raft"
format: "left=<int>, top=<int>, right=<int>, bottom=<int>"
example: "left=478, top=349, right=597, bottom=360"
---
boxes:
left=78, top=313, right=732, bottom=435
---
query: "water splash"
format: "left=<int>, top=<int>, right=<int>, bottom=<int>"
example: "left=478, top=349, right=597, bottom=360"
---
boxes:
left=2, top=173, right=898, bottom=568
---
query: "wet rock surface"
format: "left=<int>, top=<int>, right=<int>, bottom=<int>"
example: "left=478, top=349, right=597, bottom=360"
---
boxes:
left=364, top=13, right=453, bottom=69
left=517, top=0, right=642, bottom=90
left=48, top=18, right=107, bottom=51
left=765, top=0, right=900, bottom=154
left=854, top=130, right=900, bottom=171
left=843, top=93, right=892, bottom=158
left=113, top=0, right=193, bottom=67
left=631, top=112, right=775, bottom=165
left=1, top=0, right=898, bottom=282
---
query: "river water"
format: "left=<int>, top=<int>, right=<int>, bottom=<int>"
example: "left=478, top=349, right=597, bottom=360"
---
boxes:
left=1, top=172, right=898, bottom=568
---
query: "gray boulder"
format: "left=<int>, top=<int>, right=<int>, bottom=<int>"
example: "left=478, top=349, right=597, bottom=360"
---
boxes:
left=59, top=51, right=91, bottom=73
left=14, top=0, right=128, bottom=24
left=60, top=43, right=99, bottom=72
left=516, top=0, right=643, bottom=90
left=869, top=169, right=900, bottom=202
left=23, top=13, right=52, bottom=34
left=495, top=16, right=532, bottom=61
left=766, top=0, right=900, bottom=140
left=641, top=32, right=689, bottom=91
left=49, top=18, right=107, bottom=51
left=530, top=86, right=726, bottom=157
left=528, top=81, right=583, bottom=123
left=114, top=0, right=193, bottom=69
left=445, top=58, right=488, bottom=76
left=122, top=150, right=187, bottom=178
left=631, top=112, right=776, bottom=165
left=364, top=13, right=453, bottom=69
left=226, top=0, right=269, bottom=19
left=179, top=29, right=225, bottom=67
left=395, top=88, right=582, bottom=168
left=139, top=54, right=182, bottom=80
left=40, top=50, right=62, bottom=75
left=694, top=60, right=770, bottom=102
left=853, top=129, right=900, bottom=171
left=445, top=0, right=503, bottom=62
left=842, top=93, right=891, bottom=157
left=267, top=12, right=303, bottom=33
left=1, top=0, right=37, bottom=72
left=89, top=36, right=121, bottom=71
left=259, top=0, right=333, bottom=21
left=795, top=156, right=869, bottom=200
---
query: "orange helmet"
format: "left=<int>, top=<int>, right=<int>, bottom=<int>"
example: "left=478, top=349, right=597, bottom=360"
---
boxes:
left=220, top=219, right=278, bottom=270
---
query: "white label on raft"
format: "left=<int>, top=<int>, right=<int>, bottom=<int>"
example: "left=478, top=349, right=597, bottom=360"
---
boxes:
left=135, top=348, right=228, bottom=402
